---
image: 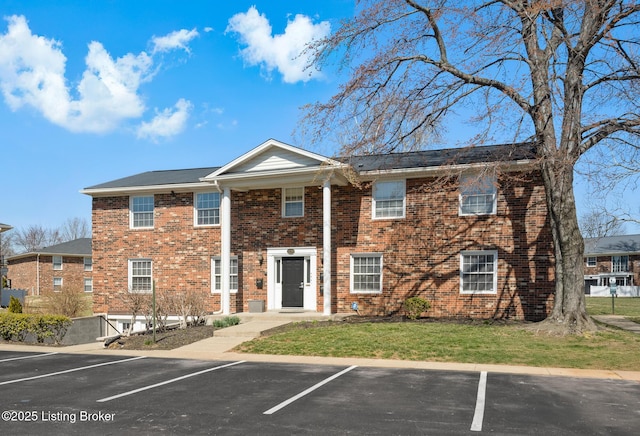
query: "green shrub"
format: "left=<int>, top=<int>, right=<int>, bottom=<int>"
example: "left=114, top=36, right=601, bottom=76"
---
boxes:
left=404, top=297, right=431, bottom=320
left=8, top=296, right=23, bottom=313
left=213, top=316, right=241, bottom=328
left=0, top=313, right=71, bottom=344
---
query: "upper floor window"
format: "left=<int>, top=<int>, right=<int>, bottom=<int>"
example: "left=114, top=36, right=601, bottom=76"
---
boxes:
left=373, top=180, right=405, bottom=219
left=195, top=192, right=221, bottom=226
left=612, top=255, right=629, bottom=273
left=130, top=196, right=154, bottom=228
left=459, top=173, right=497, bottom=216
left=350, top=253, right=383, bottom=294
left=283, top=187, right=304, bottom=218
left=129, top=259, right=152, bottom=293
left=84, top=257, right=92, bottom=271
left=460, top=250, right=498, bottom=294
left=586, top=257, right=597, bottom=267
left=52, top=256, right=63, bottom=270
left=212, top=256, right=239, bottom=293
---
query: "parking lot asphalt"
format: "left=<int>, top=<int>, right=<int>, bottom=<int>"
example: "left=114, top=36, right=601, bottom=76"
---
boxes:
left=1, top=350, right=639, bottom=435
left=1, top=312, right=639, bottom=383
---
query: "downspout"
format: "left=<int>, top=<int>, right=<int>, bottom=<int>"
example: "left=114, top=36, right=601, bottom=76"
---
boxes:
left=36, top=253, right=40, bottom=296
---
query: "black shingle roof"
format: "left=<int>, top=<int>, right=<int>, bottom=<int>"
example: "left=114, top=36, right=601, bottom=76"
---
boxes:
left=9, top=238, right=92, bottom=259
left=345, top=143, right=537, bottom=172
left=84, top=167, right=220, bottom=190
left=584, top=234, right=640, bottom=255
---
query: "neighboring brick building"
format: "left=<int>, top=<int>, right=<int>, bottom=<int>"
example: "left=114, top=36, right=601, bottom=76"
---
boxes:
left=82, top=139, right=555, bottom=330
left=584, top=234, right=640, bottom=296
left=6, top=238, right=93, bottom=295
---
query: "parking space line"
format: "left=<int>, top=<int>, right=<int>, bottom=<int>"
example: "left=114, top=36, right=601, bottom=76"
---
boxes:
left=0, top=352, right=59, bottom=363
left=0, top=356, right=146, bottom=386
left=264, top=365, right=358, bottom=415
left=471, top=371, right=487, bottom=432
left=97, top=360, right=246, bottom=403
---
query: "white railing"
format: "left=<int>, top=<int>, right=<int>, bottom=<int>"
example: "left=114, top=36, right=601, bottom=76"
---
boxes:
left=589, top=285, right=640, bottom=297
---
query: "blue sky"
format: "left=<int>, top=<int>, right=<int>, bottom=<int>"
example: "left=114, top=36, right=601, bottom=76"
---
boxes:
left=0, top=0, right=637, bottom=234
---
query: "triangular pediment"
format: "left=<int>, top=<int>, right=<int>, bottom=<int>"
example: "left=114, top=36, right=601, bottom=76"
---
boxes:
left=203, top=139, right=337, bottom=179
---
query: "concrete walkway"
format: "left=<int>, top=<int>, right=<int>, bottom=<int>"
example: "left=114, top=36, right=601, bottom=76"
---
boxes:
left=592, top=315, right=640, bottom=334
left=1, top=312, right=640, bottom=382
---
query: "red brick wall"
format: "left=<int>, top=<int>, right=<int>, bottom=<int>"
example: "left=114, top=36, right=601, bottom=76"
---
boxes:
left=332, top=171, right=554, bottom=320
left=91, top=170, right=554, bottom=320
left=7, top=255, right=91, bottom=296
left=584, top=254, right=640, bottom=286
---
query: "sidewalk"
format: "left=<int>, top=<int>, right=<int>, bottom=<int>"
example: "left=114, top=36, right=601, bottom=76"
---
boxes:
left=2, top=312, right=640, bottom=382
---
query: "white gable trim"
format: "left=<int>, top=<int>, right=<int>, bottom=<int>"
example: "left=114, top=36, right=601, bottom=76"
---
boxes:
left=201, top=139, right=342, bottom=180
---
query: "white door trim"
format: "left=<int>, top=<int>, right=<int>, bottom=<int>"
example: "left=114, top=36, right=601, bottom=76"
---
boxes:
left=266, top=247, right=317, bottom=311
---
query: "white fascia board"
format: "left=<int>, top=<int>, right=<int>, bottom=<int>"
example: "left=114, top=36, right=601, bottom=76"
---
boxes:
left=80, top=182, right=214, bottom=197
left=355, top=159, right=536, bottom=180
left=207, top=166, right=349, bottom=190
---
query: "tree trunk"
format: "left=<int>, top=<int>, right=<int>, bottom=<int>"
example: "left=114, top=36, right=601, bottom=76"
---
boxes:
left=539, top=159, right=597, bottom=334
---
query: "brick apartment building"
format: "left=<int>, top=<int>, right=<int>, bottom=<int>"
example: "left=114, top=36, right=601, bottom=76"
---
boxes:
left=6, top=238, right=93, bottom=295
left=82, top=139, right=554, bottom=331
left=584, top=234, right=640, bottom=296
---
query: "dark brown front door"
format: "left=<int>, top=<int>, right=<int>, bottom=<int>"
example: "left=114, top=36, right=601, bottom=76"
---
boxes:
left=282, top=257, right=304, bottom=307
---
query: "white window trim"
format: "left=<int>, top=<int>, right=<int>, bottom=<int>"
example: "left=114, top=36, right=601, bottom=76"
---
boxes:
left=53, top=255, right=63, bottom=270
left=128, top=259, right=153, bottom=294
left=350, top=253, right=383, bottom=294
left=130, top=195, right=154, bottom=229
left=84, top=257, right=92, bottom=271
left=460, top=250, right=498, bottom=295
left=459, top=173, right=497, bottom=216
left=612, top=255, right=629, bottom=273
left=84, top=278, right=93, bottom=293
left=53, top=277, right=63, bottom=291
left=372, top=180, right=406, bottom=219
left=586, top=257, right=597, bottom=267
left=212, top=256, right=239, bottom=294
left=282, top=187, right=304, bottom=218
left=194, top=192, right=221, bottom=227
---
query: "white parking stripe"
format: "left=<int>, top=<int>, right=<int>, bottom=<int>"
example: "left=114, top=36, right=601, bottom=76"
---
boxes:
left=97, top=360, right=246, bottom=402
left=471, top=371, right=488, bottom=432
left=0, top=356, right=146, bottom=386
left=0, top=352, right=58, bottom=363
left=264, top=365, right=358, bottom=415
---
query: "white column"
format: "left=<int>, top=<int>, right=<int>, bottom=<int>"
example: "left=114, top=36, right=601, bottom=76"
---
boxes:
left=322, top=179, right=332, bottom=315
left=221, top=186, right=231, bottom=315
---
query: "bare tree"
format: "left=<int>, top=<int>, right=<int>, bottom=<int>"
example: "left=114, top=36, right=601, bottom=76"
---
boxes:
left=13, top=225, right=63, bottom=253
left=302, top=0, right=640, bottom=333
left=60, top=217, right=91, bottom=241
left=580, top=209, right=626, bottom=238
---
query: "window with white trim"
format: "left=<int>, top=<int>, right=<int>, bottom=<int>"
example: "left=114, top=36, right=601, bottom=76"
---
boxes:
left=195, top=192, right=220, bottom=226
left=459, top=173, right=497, bottom=215
left=212, top=256, right=239, bottom=293
left=283, top=187, right=304, bottom=217
left=612, top=255, right=629, bottom=273
left=130, top=196, right=154, bottom=228
left=350, top=254, right=383, bottom=293
left=53, top=256, right=63, bottom=270
left=373, top=180, right=405, bottom=219
left=586, top=257, right=597, bottom=267
left=460, top=251, right=498, bottom=294
left=129, top=259, right=152, bottom=293
left=53, top=277, right=63, bottom=292
left=84, top=257, right=92, bottom=271
left=84, top=278, right=93, bottom=293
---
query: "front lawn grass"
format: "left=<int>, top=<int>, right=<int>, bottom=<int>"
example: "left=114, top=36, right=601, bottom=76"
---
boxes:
left=235, top=298, right=640, bottom=371
left=585, top=296, right=640, bottom=317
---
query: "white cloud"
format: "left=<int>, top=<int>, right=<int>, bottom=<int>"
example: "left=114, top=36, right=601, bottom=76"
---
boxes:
left=137, top=98, right=192, bottom=142
left=151, top=28, right=199, bottom=54
left=226, top=6, right=330, bottom=83
left=0, top=15, right=196, bottom=136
